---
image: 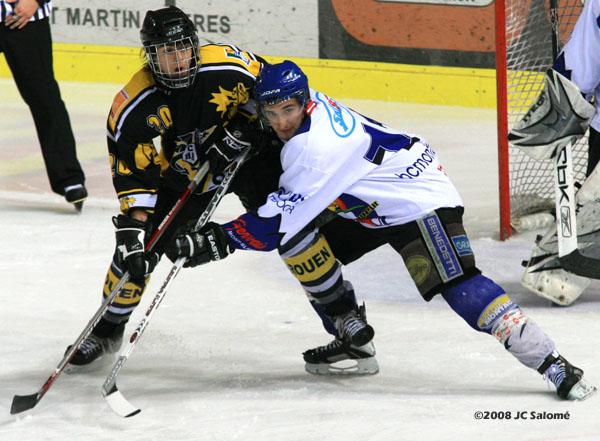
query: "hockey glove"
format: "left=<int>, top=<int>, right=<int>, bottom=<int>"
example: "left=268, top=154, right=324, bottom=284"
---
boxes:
left=203, top=114, right=254, bottom=177
left=166, top=221, right=233, bottom=268
left=113, top=214, right=159, bottom=278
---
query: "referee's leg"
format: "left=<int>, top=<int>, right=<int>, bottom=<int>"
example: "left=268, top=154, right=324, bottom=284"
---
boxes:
left=1, top=19, right=85, bottom=195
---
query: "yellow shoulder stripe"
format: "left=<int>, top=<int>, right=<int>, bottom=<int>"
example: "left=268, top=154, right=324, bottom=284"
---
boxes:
left=199, top=44, right=261, bottom=77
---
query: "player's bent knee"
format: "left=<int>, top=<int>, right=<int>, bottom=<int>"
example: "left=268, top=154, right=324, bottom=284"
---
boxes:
left=441, top=274, right=517, bottom=334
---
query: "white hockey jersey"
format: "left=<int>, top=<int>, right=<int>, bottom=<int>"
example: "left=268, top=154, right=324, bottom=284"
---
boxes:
left=238, top=90, right=463, bottom=247
left=559, top=0, right=600, bottom=131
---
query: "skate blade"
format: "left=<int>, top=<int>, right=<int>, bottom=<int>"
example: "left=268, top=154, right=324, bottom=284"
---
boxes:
left=567, top=380, right=598, bottom=401
left=305, top=357, right=379, bottom=376
left=73, top=201, right=84, bottom=212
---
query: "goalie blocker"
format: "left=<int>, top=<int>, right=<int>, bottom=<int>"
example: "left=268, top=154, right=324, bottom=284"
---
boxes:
left=508, top=69, right=595, bottom=160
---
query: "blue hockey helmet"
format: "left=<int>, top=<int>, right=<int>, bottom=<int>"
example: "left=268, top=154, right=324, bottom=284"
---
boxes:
left=254, top=60, right=309, bottom=110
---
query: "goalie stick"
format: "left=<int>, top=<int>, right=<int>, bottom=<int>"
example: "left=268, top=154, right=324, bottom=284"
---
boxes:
left=547, top=0, right=600, bottom=279
left=554, top=143, right=600, bottom=277
left=10, top=162, right=210, bottom=416
left=102, top=148, right=252, bottom=418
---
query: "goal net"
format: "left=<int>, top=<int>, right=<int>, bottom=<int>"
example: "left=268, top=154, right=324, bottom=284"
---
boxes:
left=497, top=0, right=586, bottom=238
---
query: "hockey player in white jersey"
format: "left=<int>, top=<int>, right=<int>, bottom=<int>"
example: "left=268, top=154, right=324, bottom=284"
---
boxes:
left=167, top=61, right=596, bottom=400
left=509, top=0, right=600, bottom=305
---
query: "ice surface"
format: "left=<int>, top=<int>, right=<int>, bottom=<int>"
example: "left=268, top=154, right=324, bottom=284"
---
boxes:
left=1, top=79, right=599, bottom=441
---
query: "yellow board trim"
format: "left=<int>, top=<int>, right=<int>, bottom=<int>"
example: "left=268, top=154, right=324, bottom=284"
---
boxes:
left=0, top=43, right=497, bottom=108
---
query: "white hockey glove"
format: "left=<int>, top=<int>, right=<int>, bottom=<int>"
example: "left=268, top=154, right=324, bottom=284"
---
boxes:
left=508, top=69, right=595, bottom=160
left=113, top=214, right=159, bottom=278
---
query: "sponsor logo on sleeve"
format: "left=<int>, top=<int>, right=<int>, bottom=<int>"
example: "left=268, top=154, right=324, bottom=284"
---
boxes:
left=315, top=92, right=355, bottom=138
left=224, top=47, right=251, bottom=65
left=269, top=187, right=306, bottom=214
left=225, top=218, right=268, bottom=250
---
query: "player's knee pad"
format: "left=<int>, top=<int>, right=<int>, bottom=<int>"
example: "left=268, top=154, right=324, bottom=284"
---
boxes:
left=441, top=274, right=516, bottom=334
left=279, top=230, right=343, bottom=305
left=103, top=261, right=148, bottom=322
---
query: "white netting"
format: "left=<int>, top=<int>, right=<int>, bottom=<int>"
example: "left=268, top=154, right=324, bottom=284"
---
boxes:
left=506, top=0, right=587, bottom=220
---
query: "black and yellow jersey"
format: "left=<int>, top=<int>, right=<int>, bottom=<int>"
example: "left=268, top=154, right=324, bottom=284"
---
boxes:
left=106, top=43, right=264, bottom=214
left=161, top=43, right=263, bottom=194
left=106, top=67, right=170, bottom=214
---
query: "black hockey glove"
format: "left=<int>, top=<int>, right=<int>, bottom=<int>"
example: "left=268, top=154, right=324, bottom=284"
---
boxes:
left=113, top=214, right=159, bottom=278
left=165, top=221, right=233, bottom=268
left=203, top=114, right=254, bottom=177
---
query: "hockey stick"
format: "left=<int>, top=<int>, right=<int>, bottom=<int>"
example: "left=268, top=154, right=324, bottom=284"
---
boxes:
left=10, top=163, right=210, bottom=415
left=546, top=0, right=600, bottom=278
left=102, top=148, right=251, bottom=417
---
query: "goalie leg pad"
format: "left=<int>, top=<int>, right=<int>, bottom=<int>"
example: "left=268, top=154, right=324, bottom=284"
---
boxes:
left=575, top=154, right=600, bottom=206
left=521, top=243, right=590, bottom=305
left=508, top=69, right=595, bottom=160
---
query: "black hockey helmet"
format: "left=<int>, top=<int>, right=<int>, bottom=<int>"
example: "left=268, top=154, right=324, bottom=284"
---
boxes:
left=140, top=6, right=199, bottom=89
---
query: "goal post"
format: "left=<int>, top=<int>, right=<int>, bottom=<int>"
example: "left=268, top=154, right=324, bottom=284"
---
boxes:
left=495, top=0, right=587, bottom=240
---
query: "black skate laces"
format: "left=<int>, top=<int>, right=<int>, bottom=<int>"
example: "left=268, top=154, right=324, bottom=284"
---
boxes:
left=77, top=336, right=103, bottom=356
left=314, top=339, right=344, bottom=354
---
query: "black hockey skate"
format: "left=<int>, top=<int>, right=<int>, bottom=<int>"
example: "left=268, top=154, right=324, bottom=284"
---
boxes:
left=303, top=339, right=379, bottom=375
left=331, top=304, right=374, bottom=347
left=538, top=351, right=597, bottom=400
left=64, top=184, right=88, bottom=212
left=305, top=303, right=378, bottom=375
left=66, top=321, right=124, bottom=372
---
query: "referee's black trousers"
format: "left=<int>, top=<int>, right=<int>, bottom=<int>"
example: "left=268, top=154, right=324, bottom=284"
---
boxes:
left=0, top=18, right=84, bottom=195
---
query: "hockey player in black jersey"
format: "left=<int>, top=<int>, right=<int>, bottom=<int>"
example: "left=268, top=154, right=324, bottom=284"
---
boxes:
left=68, top=6, right=377, bottom=376
left=68, top=6, right=266, bottom=369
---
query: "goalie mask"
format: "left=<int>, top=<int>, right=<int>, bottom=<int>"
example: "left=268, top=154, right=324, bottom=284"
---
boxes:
left=140, top=6, right=199, bottom=89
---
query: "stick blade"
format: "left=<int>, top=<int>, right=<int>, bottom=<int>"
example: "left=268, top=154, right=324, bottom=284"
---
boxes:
left=104, top=385, right=141, bottom=418
left=11, top=393, right=39, bottom=415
